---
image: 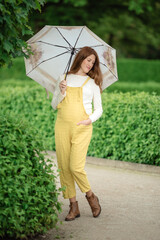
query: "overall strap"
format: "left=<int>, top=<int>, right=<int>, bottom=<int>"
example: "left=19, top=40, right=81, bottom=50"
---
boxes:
left=81, top=76, right=90, bottom=87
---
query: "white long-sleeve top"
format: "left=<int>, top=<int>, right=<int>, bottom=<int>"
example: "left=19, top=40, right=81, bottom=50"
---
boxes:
left=51, top=74, right=103, bottom=123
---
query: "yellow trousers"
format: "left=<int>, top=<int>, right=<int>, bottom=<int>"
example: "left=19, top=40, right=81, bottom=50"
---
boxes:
left=55, top=76, right=92, bottom=199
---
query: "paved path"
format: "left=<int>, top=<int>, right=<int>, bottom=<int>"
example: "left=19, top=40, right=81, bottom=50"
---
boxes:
left=35, top=151, right=160, bottom=240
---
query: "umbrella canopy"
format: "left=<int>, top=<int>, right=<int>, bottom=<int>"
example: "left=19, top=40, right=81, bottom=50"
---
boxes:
left=24, top=25, right=118, bottom=95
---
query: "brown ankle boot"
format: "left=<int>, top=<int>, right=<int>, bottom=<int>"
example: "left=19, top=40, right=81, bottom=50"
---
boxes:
left=86, top=192, right=101, bottom=218
left=65, top=201, right=80, bottom=221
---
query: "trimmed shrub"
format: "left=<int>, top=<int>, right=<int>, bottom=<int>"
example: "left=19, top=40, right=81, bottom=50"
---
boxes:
left=1, top=78, right=160, bottom=95
left=117, top=58, right=160, bottom=83
left=0, top=85, right=57, bottom=151
left=0, top=84, right=160, bottom=166
left=105, top=81, right=160, bottom=95
left=88, top=91, right=160, bottom=165
left=0, top=111, right=62, bottom=240
left=0, top=57, right=160, bottom=83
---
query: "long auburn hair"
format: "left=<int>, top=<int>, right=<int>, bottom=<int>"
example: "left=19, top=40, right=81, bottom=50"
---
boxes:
left=67, top=46, right=103, bottom=93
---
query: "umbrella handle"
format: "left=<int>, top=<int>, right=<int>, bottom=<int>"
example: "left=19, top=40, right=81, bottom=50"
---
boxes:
left=64, top=73, right=67, bottom=81
left=45, top=88, right=50, bottom=99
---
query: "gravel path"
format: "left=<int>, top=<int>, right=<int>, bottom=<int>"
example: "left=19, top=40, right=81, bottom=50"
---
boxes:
left=35, top=151, right=160, bottom=240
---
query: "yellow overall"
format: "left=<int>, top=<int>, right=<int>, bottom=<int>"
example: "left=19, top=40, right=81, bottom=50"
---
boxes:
left=55, top=76, right=92, bottom=199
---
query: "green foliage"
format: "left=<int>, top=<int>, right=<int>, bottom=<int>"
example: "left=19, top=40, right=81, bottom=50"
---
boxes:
left=88, top=91, right=160, bottom=166
left=63, top=0, right=87, bottom=7
left=117, top=59, right=160, bottom=83
left=0, top=57, right=29, bottom=80
left=0, top=0, right=45, bottom=67
left=88, top=10, right=160, bottom=59
left=0, top=111, right=62, bottom=239
left=128, top=0, right=153, bottom=14
left=0, top=83, right=159, bottom=166
left=29, top=0, right=160, bottom=59
left=0, top=0, right=159, bottom=66
left=47, top=0, right=87, bottom=6
left=0, top=85, right=57, bottom=151
left=107, top=81, right=160, bottom=95
left=0, top=57, right=160, bottom=83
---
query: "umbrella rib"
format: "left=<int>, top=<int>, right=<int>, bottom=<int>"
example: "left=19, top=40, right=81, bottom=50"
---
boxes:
left=27, top=50, right=70, bottom=76
left=30, top=41, right=69, bottom=49
left=63, top=26, right=85, bottom=79
left=55, top=27, right=73, bottom=48
left=76, top=44, right=104, bottom=50
left=30, top=41, right=70, bottom=50
left=73, top=26, right=85, bottom=48
left=76, top=44, right=114, bottom=51
left=100, top=62, right=118, bottom=79
left=42, top=50, right=70, bottom=62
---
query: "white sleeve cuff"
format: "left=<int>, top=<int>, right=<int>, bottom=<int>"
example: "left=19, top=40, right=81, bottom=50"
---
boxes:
left=60, top=91, right=66, bottom=98
left=51, top=75, right=66, bottom=110
left=89, top=108, right=103, bottom=123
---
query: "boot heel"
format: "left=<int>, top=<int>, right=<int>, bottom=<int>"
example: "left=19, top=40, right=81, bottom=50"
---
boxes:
left=65, top=201, right=80, bottom=221
left=86, top=193, right=101, bottom=218
left=94, top=205, right=101, bottom=218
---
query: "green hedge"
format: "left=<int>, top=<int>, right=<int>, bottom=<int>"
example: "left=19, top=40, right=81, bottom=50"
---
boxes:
left=1, top=78, right=160, bottom=95
left=105, top=81, right=160, bottom=95
left=0, top=111, right=62, bottom=239
left=89, top=91, right=160, bottom=165
left=0, top=58, right=28, bottom=81
left=0, top=57, right=160, bottom=83
left=0, top=86, right=56, bottom=151
left=0, top=85, right=159, bottom=166
left=117, top=58, right=160, bottom=83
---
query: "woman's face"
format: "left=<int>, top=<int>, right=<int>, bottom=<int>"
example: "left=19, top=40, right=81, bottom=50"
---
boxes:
left=80, top=54, right=96, bottom=74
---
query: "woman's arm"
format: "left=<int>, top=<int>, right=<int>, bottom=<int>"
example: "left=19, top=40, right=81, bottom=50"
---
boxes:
left=77, top=82, right=103, bottom=125
left=89, top=83, right=103, bottom=123
left=51, top=75, right=66, bottom=110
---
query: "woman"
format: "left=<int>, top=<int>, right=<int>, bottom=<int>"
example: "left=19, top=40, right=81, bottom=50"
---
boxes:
left=51, top=46, right=103, bottom=221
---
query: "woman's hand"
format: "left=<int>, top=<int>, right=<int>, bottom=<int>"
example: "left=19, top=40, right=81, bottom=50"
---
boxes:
left=77, top=118, right=92, bottom=125
left=59, top=80, right=67, bottom=95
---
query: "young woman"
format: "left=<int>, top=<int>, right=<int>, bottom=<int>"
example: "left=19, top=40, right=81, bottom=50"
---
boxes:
left=51, top=46, right=103, bottom=221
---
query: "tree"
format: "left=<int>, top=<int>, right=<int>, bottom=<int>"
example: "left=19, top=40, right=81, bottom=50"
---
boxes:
left=0, top=0, right=46, bottom=67
left=0, top=0, right=88, bottom=68
left=0, top=0, right=159, bottom=64
left=29, top=0, right=160, bottom=59
left=85, top=0, right=160, bottom=59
